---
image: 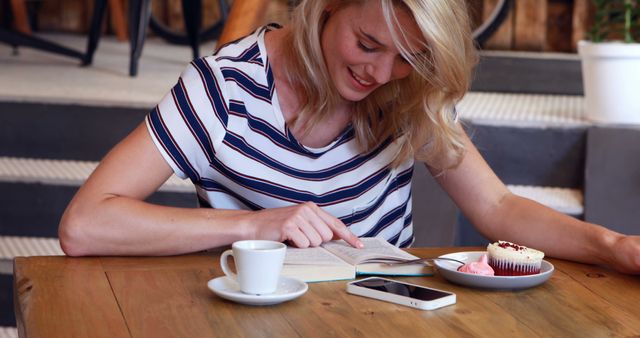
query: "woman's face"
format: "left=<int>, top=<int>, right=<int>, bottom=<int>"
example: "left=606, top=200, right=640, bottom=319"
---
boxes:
left=321, top=2, right=423, bottom=103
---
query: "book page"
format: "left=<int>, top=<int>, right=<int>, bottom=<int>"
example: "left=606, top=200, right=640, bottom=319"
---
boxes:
left=322, top=237, right=417, bottom=265
left=284, top=247, right=350, bottom=266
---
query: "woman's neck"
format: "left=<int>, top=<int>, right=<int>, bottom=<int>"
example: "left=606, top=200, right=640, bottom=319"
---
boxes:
left=265, top=27, right=300, bottom=124
left=265, top=26, right=353, bottom=148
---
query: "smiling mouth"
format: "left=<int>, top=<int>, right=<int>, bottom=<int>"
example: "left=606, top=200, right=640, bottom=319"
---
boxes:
left=349, top=68, right=374, bottom=88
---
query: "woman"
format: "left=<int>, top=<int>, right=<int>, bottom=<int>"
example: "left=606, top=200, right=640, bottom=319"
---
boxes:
left=59, top=0, right=639, bottom=274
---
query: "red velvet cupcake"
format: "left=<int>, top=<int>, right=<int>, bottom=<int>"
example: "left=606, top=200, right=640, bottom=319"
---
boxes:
left=486, top=241, right=544, bottom=276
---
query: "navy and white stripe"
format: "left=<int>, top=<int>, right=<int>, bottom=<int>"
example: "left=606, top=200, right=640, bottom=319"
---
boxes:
left=146, top=26, right=416, bottom=247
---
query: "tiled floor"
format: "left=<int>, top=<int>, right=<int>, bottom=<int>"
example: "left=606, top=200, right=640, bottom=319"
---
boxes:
left=0, top=157, right=193, bottom=192
left=0, top=33, right=196, bottom=108
left=459, top=92, right=587, bottom=126
left=0, top=0, right=291, bottom=109
left=0, top=326, right=17, bottom=338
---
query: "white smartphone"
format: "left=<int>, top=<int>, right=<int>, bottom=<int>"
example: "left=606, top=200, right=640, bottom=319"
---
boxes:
left=346, top=277, right=456, bottom=310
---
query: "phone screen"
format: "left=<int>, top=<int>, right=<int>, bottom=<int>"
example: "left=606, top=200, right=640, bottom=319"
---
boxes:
left=351, top=278, right=451, bottom=301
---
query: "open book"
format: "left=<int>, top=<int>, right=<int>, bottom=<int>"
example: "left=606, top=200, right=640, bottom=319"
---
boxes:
left=281, top=237, right=434, bottom=282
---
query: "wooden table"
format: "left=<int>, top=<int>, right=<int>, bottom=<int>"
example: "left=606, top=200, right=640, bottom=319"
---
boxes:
left=13, top=247, right=640, bottom=337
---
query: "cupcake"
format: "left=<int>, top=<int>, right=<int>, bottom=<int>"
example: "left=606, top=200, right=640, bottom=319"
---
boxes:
left=486, top=241, right=544, bottom=276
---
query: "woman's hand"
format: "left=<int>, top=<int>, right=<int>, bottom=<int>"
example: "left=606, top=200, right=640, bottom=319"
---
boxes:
left=248, top=202, right=363, bottom=249
left=608, top=235, right=640, bottom=274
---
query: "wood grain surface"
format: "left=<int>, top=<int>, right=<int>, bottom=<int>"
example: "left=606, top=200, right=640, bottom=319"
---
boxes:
left=482, top=0, right=513, bottom=50
left=572, top=0, right=594, bottom=49
left=108, top=0, right=128, bottom=41
left=514, top=0, right=548, bottom=51
left=9, top=0, right=32, bottom=34
left=15, top=0, right=598, bottom=53
left=546, top=0, right=574, bottom=52
left=216, top=0, right=270, bottom=46
left=13, top=257, right=130, bottom=338
left=14, top=247, right=640, bottom=337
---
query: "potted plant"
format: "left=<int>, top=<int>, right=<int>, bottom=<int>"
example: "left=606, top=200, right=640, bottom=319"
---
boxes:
left=578, top=0, right=640, bottom=124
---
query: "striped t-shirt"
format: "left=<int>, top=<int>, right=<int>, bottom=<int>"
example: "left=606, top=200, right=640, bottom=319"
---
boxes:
left=146, top=26, right=416, bottom=247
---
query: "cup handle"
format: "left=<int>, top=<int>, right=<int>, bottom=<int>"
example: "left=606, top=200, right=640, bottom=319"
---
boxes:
left=220, top=249, right=237, bottom=280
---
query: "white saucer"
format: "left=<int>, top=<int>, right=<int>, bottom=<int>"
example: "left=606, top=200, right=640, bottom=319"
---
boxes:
left=207, top=276, right=308, bottom=306
left=434, top=251, right=554, bottom=290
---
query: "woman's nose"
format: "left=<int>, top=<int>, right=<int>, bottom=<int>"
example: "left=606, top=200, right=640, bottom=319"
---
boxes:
left=367, top=55, right=411, bottom=85
left=367, top=57, right=394, bottom=85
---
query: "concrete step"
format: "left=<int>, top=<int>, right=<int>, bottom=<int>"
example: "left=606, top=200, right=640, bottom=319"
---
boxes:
left=0, top=236, right=63, bottom=274
left=1, top=92, right=589, bottom=163
left=0, top=327, right=17, bottom=338
left=0, top=236, right=63, bottom=259
left=0, top=156, right=194, bottom=193
left=507, top=185, right=583, bottom=216
left=0, top=273, right=16, bottom=327
left=455, top=184, right=584, bottom=247
left=472, top=51, right=582, bottom=95
left=0, top=101, right=147, bottom=161
left=1, top=92, right=590, bottom=191
left=0, top=157, right=196, bottom=238
left=459, top=92, right=587, bottom=127
left=464, top=123, right=587, bottom=189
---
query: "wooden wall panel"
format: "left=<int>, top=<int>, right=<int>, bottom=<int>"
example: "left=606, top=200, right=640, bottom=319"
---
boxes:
left=37, top=0, right=89, bottom=33
left=59, top=0, right=89, bottom=32
left=546, top=0, right=573, bottom=52
left=151, top=0, right=166, bottom=20
left=482, top=0, right=513, bottom=50
left=19, top=0, right=599, bottom=54
left=467, top=0, right=484, bottom=31
left=217, top=0, right=270, bottom=45
left=203, top=0, right=221, bottom=27
left=10, top=0, right=32, bottom=34
left=108, top=0, right=127, bottom=41
left=572, top=0, right=594, bottom=50
left=514, top=0, right=548, bottom=51
left=155, top=0, right=222, bottom=31
left=36, top=0, right=63, bottom=32
left=265, top=0, right=291, bottom=25
left=166, top=0, right=183, bottom=31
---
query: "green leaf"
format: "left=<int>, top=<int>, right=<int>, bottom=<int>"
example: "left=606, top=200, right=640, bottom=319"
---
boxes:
left=589, top=0, right=639, bottom=43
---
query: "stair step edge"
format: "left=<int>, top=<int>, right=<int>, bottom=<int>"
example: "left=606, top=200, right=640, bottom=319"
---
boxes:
left=0, top=327, right=18, bottom=338
left=507, top=185, right=583, bottom=215
left=0, top=156, right=194, bottom=193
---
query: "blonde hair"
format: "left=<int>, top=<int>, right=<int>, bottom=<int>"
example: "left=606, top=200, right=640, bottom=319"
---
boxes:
left=281, top=0, right=477, bottom=170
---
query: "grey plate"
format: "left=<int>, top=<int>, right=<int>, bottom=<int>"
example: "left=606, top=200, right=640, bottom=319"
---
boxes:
left=434, top=251, right=554, bottom=290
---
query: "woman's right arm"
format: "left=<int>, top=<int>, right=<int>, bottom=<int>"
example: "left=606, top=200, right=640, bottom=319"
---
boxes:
left=59, top=123, right=361, bottom=256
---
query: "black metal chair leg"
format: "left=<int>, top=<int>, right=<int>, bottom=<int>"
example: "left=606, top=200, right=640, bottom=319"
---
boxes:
left=83, top=0, right=108, bottom=66
left=128, top=0, right=152, bottom=76
left=1, top=0, right=19, bottom=50
left=182, top=0, right=202, bottom=59
left=0, top=28, right=85, bottom=59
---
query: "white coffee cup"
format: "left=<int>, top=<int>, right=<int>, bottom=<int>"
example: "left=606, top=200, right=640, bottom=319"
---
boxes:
left=220, top=240, right=287, bottom=295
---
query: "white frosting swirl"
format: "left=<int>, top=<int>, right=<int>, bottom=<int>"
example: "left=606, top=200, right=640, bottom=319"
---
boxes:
left=487, top=241, right=544, bottom=262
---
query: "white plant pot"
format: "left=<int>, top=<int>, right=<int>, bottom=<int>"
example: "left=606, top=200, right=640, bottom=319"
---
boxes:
left=578, top=40, right=640, bottom=125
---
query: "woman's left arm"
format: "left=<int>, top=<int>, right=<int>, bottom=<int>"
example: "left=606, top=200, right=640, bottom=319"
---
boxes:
left=430, top=128, right=640, bottom=274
